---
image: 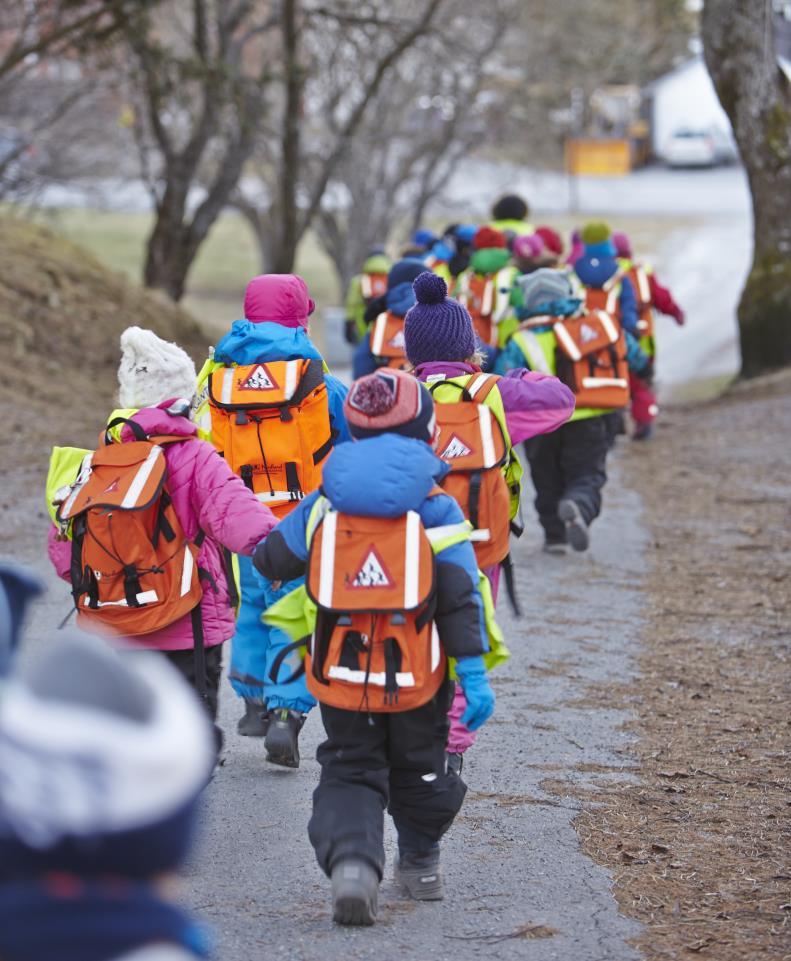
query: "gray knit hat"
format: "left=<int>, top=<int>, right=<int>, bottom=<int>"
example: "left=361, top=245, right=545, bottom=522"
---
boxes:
left=516, top=268, right=574, bottom=313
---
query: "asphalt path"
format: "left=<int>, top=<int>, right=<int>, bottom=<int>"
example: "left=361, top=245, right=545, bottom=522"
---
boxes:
left=179, top=459, right=647, bottom=961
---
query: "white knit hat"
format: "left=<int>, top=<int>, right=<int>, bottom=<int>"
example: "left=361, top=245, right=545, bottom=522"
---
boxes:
left=118, top=326, right=197, bottom=409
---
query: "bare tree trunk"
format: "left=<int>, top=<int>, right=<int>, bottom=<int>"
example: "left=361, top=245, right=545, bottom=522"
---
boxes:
left=233, top=196, right=276, bottom=274
left=272, top=0, right=303, bottom=273
left=702, top=0, right=791, bottom=376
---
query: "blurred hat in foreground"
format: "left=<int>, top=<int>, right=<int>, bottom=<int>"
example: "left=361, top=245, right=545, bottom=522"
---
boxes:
left=0, top=634, right=215, bottom=880
left=0, top=562, right=42, bottom=678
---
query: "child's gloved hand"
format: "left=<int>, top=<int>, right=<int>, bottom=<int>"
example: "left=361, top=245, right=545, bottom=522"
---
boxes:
left=455, top=656, right=495, bottom=732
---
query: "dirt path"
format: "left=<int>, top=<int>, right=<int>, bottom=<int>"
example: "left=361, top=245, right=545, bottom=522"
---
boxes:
left=551, top=372, right=791, bottom=960
left=7, top=428, right=653, bottom=958
left=179, top=459, right=649, bottom=961
left=6, top=367, right=787, bottom=960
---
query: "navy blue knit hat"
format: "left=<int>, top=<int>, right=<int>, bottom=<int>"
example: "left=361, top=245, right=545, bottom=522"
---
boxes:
left=387, top=257, right=429, bottom=291
left=0, top=636, right=214, bottom=881
left=404, top=273, right=477, bottom=366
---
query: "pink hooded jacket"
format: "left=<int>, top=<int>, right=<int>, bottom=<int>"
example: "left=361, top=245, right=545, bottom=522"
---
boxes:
left=47, top=404, right=277, bottom=651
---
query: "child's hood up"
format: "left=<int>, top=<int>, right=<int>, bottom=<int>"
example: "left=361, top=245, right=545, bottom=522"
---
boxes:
left=321, top=434, right=449, bottom=517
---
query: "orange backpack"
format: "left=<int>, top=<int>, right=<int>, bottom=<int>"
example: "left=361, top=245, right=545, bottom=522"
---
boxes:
left=56, top=419, right=203, bottom=638
left=360, top=272, right=388, bottom=302
left=553, top=310, right=629, bottom=409
left=368, top=311, right=409, bottom=370
left=625, top=264, right=655, bottom=342
left=429, top=374, right=511, bottom=568
left=304, top=509, right=445, bottom=712
left=459, top=273, right=497, bottom=347
left=208, top=359, right=333, bottom=518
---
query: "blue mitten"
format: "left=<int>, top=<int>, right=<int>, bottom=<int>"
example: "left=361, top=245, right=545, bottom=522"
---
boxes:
left=456, top=656, right=495, bottom=732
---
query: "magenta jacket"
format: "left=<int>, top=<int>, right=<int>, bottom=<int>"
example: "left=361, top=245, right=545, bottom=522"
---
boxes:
left=48, top=404, right=277, bottom=651
left=413, top=361, right=575, bottom=444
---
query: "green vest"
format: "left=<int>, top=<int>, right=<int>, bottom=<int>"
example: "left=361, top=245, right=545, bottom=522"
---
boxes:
left=428, top=373, right=523, bottom=518
left=510, top=327, right=609, bottom=422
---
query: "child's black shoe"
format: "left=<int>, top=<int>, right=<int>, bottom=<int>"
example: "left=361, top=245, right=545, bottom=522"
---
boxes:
left=264, top=708, right=305, bottom=768
left=395, top=849, right=444, bottom=901
left=558, top=499, right=589, bottom=552
left=331, top=859, right=379, bottom=925
left=237, top=697, right=269, bottom=737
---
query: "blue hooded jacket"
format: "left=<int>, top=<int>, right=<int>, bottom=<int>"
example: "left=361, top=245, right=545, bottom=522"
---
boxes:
left=254, top=434, right=490, bottom=662
left=214, top=320, right=350, bottom=442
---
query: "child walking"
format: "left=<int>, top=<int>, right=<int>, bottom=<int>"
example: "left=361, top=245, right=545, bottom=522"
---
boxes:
left=499, top=268, right=651, bottom=551
left=404, top=272, right=575, bottom=769
left=612, top=229, right=686, bottom=439
left=193, top=275, right=349, bottom=766
left=351, top=257, right=428, bottom=379
left=47, top=327, right=276, bottom=724
left=254, top=369, right=495, bottom=925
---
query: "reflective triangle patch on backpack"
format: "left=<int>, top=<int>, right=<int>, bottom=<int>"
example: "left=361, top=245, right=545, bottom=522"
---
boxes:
left=350, top=547, right=393, bottom=588
left=440, top=434, right=473, bottom=459
left=241, top=364, right=278, bottom=391
left=580, top=322, right=598, bottom=344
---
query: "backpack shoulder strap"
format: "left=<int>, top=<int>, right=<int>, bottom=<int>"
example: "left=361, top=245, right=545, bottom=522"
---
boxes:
left=465, top=372, right=499, bottom=402
left=103, top=416, right=147, bottom=445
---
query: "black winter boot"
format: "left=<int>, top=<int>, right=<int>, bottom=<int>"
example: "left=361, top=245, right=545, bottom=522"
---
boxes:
left=264, top=708, right=306, bottom=768
left=395, top=848, right=444, bottom=901
left=237, top=697, right=269, bottom=737
left=331, top=859, right=379, bottom=925
left=558, top=498, right=590, bottom=552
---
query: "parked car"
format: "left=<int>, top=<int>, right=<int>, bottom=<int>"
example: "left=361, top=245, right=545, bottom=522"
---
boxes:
left=664, top=127, right=736, bottom=168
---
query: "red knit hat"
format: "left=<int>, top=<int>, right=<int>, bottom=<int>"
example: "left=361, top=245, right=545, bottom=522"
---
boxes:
left=344, top=369, right=437, bottom=445
left=534, top=226, right=563, bottom=256
left=473, top=226, right=507, bottom=250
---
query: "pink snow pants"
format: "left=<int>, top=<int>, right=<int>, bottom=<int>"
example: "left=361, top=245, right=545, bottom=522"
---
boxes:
left=447, top=563, right=500, bottom=754
left=629, top=372, right=659, bottom=427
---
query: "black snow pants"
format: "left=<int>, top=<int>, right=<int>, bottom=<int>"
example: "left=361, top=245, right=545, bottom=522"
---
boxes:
left=162, top=644, right=223, bottom=722
left=523, top=415, right=610, bottom=543
left=308, top=678, right=467, bottom=878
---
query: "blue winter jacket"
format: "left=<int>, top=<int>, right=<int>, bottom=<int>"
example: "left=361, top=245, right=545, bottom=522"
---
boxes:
left=214, top=320, right=351, bottom=443
left=254, top=434, right=490, bottom=662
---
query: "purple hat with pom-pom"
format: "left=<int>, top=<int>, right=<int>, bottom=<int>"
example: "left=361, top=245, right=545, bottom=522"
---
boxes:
left=404, top=273, right=477, bottom=366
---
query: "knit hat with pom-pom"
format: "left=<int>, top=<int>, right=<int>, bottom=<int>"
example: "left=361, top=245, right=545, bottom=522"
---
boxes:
left=580, top=221, right=616, bottom=257
left=404, top=272, right=477, bottom=366
left=512, top=233, right=546, bottom=261
left=344, top=368, right=436, bottom=444
left=473, top=226, right=507, bottom=251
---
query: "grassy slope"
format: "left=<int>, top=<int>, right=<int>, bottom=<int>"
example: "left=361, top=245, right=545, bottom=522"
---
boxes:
left=34, top=208, right=339, bottom=340
left=0, top=217, right=210, bottom=458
